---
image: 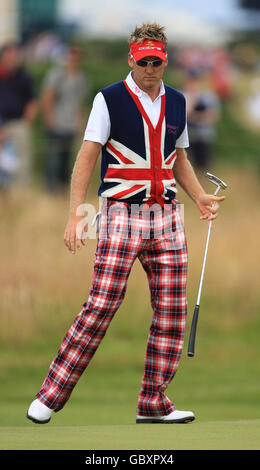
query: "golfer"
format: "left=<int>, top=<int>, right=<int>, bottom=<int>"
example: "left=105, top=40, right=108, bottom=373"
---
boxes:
left=27, top=22, right=225, bottom=424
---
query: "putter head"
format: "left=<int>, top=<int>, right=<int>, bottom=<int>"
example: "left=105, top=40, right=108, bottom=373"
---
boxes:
left=206, top=172, right=227, bottom=190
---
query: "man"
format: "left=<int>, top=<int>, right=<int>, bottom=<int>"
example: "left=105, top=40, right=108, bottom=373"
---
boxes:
left=27, top=23, right=225, bottom=424
left=183, top=68, right=221, bottom=171
left=41, top=45, right=88, bottom=193
left=0, top=42, right=37, bottom=186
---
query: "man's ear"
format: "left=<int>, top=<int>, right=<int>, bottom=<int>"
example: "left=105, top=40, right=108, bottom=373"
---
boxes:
left=128, top=53, right=134, bottom=68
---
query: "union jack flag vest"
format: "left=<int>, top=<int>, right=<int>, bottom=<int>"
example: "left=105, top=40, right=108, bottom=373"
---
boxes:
left=99, top=80, right=186, bottom=206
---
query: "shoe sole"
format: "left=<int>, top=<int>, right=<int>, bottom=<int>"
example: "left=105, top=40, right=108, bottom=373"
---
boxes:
left=136, top=416, right=195, bottom=424
left=26, top=412, right=51, bottom=424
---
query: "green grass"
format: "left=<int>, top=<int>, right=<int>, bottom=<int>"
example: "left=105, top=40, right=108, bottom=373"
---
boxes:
left=1, top=323, right=260, bottom=450
left=1, top=421, right=260, bottom=450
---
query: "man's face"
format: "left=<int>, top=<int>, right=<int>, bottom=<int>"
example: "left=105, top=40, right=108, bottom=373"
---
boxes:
left=1, top=46, right=21, bottom=71
left=128, top=54, right=168, bottom=91
left=67, top=47, right=82, bottom=68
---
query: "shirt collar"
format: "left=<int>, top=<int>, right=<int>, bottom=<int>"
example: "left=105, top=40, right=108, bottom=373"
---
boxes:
left=125, top=71, right=165, bottom=101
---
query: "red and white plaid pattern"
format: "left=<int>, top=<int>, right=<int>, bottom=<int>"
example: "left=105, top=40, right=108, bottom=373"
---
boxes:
left=36, top=199, right=188, bottom=417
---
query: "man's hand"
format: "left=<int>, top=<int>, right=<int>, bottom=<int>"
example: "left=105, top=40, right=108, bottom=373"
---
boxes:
left=23, top=100, right=38, bottom=123
left=196, top=193, right=226, bottom=221
left=174, top=149, right=226, bottom=221
left=64, top=216, right=86, bottom=254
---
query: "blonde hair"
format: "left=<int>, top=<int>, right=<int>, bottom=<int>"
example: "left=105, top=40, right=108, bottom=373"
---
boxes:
left=128, top=22, right=168, bottom=45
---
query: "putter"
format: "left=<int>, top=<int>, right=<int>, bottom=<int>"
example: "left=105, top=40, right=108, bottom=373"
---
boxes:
left=187, top=172, right=227, bottom=357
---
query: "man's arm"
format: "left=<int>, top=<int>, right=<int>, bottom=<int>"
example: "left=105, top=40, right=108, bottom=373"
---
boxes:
left=64, top=140, right=102, bottom=254
left=23, top=99, right=38, bottom=123
left=174, top=148, right=225, bottom=220
left=41, top=87, right=56, bottom=129
left=21, top=71, right=38, bottom=122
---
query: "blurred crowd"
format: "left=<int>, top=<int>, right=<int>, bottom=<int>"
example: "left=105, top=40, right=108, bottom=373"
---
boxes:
left=0, top=40, right=88, bottom=194
left=173, top=46, right=235, bottom=172
left=0, top=35, right=258, bottom=194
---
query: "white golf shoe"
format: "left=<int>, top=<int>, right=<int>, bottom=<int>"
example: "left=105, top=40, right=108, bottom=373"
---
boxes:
left=136, top=409, right=195, bottom=424
left=26, top=399, right=53, bottom=424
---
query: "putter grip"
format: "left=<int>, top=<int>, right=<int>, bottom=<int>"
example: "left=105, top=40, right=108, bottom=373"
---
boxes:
left=187, top=304, right=200, bottom=357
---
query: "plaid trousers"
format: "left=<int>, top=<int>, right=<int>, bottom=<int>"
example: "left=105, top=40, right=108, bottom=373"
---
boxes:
left=36, top=199, right=188, bottom=417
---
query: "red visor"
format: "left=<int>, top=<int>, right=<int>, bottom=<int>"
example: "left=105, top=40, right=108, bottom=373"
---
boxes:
left=130, top=40, right=167, bottom=62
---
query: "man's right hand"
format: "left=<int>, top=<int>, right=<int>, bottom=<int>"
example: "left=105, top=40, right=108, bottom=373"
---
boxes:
left=64, top=216, right=86, bottom=254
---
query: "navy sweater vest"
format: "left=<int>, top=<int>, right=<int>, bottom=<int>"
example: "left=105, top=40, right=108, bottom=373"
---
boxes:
left=99, top=80, right=186, bottom=205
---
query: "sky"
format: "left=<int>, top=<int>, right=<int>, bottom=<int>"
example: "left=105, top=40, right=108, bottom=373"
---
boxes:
left=58, top=0, right=258, bottom=45
left=132, top=0, right=240, bottom=25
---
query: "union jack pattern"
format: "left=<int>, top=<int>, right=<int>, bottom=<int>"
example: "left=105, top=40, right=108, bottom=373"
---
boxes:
left=100, top=81, right=178, bottom=206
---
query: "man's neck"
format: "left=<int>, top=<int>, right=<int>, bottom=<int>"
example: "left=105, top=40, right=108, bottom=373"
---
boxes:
left=132, top=73, right=161, bottom=102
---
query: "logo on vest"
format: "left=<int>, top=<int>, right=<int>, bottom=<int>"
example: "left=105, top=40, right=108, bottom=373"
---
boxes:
left=167, top=124, right=179, bottom=135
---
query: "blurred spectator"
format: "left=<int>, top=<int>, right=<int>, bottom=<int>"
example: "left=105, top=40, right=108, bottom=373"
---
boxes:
left=24, top=32, right=67, bottom=64
left=232, top=43, right=259, bottom=71
left=176, top=45, right=235, bottom=102
left=175, top=46, right=212, bottom=74
left=41, top=45, right=88, bottom=193
left=183, top=69, right=221, bottom=171
left=245, top=78, right=260, bottom=128
left=0, top=119, right=20, bottom=191
left=209, top=48, right=234, bottom=101
left=0, top=42, right=38, bottom=187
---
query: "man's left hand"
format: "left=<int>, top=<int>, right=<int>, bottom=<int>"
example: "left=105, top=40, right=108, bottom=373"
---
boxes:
left=196, top=193, right=226, bottom=221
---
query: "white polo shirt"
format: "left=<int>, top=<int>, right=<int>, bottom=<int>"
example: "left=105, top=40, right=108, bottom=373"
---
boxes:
left=84, top=72, right=189, bottom=148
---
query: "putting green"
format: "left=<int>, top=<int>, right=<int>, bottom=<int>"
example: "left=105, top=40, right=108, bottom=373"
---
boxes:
left=1, top=420, right=260, bottom=450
